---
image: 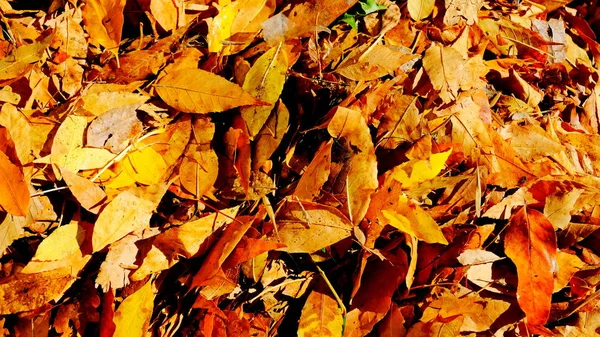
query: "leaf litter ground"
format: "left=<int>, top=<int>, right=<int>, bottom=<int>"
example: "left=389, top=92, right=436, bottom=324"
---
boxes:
left=0, top=0, right=599, bottom=336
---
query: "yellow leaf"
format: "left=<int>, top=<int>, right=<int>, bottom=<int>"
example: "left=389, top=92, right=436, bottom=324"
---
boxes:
left=298, top=289, right=344, bottom=337
left=31, top=221, right=85, bottom=261
left=240, top=45, right=288, bottom=139
left=81, top=0, right=126, bottom=54
left=122, top=147, right=168, bottom=185
left=382, top=195, right=448, bottom=244
left=207, top=1, right=240, bottom=53
left=92, top=183, right=167, bottom=252
left=179, top=146, right=219, bottom=197
left=155, top=68, right=265, bottom=113
left=0, top=268, right=76, bottom=315
left=407, top=0, right=435, bottom=21
left=150, top=0, right=178, bottom=32
left=0, top=34, right=52, bottom=81
left=113, top=280, right=155, bottom=337
left=391, top=149, right=452, bottom=189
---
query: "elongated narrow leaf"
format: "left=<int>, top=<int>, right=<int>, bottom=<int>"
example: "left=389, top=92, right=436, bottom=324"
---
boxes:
left=505, top=207, right=557, bottom=326
left=155, top=68, right=265, bottom=113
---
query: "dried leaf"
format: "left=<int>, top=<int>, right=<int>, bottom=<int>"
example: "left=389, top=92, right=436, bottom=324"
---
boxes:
left=113, top=280, right=154, bottom=337
left=408, top=0, right=435, bottom=21
left=0, top=268, right=75, bottom=315
left=382, top=195, right=448, bottom=244
left=505, top=207, right=557, bottom=326
left=0, top=151, right=29, bottom=216
left=81, top=0, right=126, bottom=53
left=270, top=200, right=354, bottom=253
left=240, top=45, right=288, bottom=139
left=155, top=68, right=265, bottom=113
left=298, top=289, right=344, bottom=337
left=92, top=183, right=167, bottom=252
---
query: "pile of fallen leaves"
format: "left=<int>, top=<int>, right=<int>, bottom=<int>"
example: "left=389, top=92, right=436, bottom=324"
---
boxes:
left=2, top=0, right=600, bottom=335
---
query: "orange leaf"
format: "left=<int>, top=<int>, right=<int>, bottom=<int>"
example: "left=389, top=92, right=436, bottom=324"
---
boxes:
left=505, top=207, right=557, bottom=326
left=191, top=216, right=253, bottom=287
left=0, top=151, right=29, bottom=216
left=298, top=288, right=344, bottom=337
left=81, top=0, right=126, bottom=54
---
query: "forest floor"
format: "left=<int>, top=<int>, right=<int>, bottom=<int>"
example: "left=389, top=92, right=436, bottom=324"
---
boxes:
left=0, top=0, right=600, bottom=336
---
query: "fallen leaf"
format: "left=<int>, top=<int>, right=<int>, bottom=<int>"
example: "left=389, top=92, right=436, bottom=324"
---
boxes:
left=505, top=207, right=557, bottom=326
left=0, top=151, right=29, bottom=216
left=155, top=68, right=266, bottom=113
left=112, top=279, right=155, bottom=337
left=92, top=183, right=167, bottom=252
left=62, top=170, right=107, bottom=214
left=269, top=200, right=354, bottom=254
left=0, top=34, right=52, bottom=83
left=81, top=0, right=126, bottom=53
left=0, top=268, right=75, bottom=315
left=240, top=45, right=288, bottom=139
left=382, top=195, right=448, bottom=244
left=298, top=288, right=344, bottom=337
left=408, top=0, right=435, bottom=21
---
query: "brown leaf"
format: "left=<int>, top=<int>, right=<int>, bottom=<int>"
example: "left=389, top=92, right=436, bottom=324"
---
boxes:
left=0, top=268, right=75, bottom=315
left=505, top=207, right=557, bottom=326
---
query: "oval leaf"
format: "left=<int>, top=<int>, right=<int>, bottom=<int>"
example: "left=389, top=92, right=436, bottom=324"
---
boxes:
left=271, top=200, right=353, bottom=253
left=155, top=68, right=265, bottom=113
left=0, top=151, right=29, bottom=216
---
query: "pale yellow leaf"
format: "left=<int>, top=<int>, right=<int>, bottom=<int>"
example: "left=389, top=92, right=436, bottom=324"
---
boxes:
left=408, top=0, right=435, bottom=21
left=62, top=169, right=107, bottom=214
